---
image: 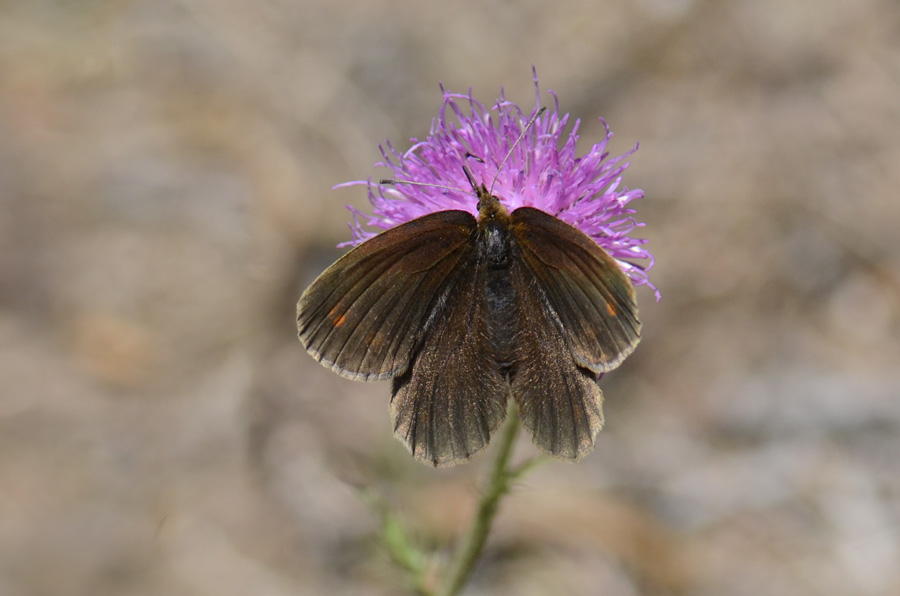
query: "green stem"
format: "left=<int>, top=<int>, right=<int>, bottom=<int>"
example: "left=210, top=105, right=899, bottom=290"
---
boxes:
left=438, top=403, right=521, bottom=596
left=356, top=486, right=435, bottom=595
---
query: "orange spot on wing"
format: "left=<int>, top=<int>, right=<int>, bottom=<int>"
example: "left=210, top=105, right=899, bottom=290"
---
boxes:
left=328, top=305, right=347, bottom=327
left=606, top=302, right=617, bottom=317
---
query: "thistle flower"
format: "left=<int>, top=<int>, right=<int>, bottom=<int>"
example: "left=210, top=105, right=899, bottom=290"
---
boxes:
left=337, top=70, right=658, bottom=299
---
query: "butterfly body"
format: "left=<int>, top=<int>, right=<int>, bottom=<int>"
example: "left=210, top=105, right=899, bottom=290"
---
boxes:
left=298, top=184, right=640, bottom=466
left=476, top=193, right=519, bottom=374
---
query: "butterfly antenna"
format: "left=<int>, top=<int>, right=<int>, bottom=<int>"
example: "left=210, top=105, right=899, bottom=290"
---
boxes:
left=488, top=106, right=546, bottom=196
left=385, top=108, right=545, bottom=200
left=379, top=178, right=469, bottom=195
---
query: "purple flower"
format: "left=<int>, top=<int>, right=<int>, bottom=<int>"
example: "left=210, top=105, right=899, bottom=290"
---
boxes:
left=336, top=70, right=658, bottom=299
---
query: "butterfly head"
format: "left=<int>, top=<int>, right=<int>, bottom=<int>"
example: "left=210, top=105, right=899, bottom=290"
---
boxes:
left=464, top=166, right=509, bottom=223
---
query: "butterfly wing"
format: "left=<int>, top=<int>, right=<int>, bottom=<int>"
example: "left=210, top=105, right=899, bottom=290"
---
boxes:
left=508, top=253, right=605, bottom=461
left=506, top=206, right=640, bottom=461
left=390, top=251, right=510, bottom=467
left=297, top=210, right=476, bottom=381
left=510, top=207, right=641, bottom=373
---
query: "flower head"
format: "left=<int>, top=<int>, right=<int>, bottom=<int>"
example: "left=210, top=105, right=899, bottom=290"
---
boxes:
left=337, top=70, right=657, bottom=298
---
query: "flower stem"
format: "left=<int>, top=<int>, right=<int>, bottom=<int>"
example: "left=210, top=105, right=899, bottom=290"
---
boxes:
left=438, top=402, right=521, bottom=596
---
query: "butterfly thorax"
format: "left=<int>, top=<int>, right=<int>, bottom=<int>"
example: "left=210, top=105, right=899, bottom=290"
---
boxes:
left=476, top=186, right=512, bottom=266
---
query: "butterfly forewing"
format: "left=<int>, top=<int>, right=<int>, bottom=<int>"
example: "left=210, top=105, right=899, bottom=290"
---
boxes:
left=390, top=250, right=510, bottom=467
left=297, top=210, right=476, bottom=381
left=510, top=207, right=641, bottom=373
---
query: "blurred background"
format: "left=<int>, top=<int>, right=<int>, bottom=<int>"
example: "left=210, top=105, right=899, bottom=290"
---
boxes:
left=1, top=1, right=899, bottom=595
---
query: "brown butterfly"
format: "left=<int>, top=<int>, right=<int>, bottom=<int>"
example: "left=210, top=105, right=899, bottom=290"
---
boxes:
left=297, top=172, right=640, bottom=466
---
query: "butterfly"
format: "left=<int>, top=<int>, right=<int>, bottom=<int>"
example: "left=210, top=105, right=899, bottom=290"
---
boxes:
left=296, top=167, right=641, bottom=467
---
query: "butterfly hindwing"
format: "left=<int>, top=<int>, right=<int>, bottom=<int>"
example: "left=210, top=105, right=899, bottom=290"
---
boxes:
left=297, top=210, right=476, bottom=381
left=510, top=207, right=641, bottom=373
left=508, top=253, right=604, bottom=461
left=390, top=249, right=510, bottom=467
